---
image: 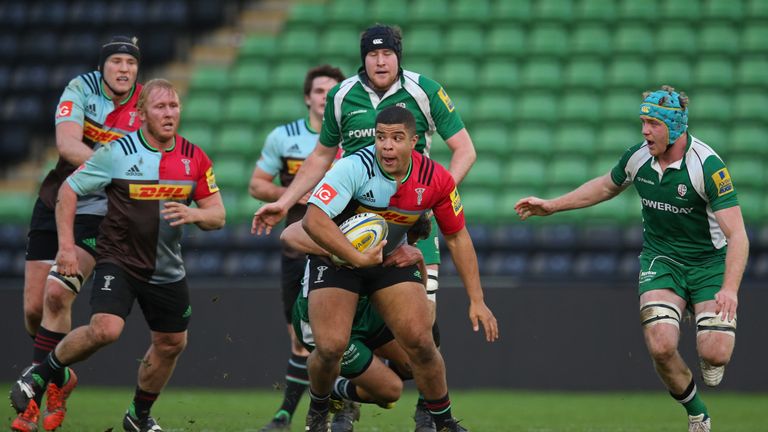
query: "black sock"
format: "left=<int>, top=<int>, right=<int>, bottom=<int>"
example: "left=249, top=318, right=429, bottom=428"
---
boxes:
left=30, top=352, right=66, bottom=405
left=277, top=354, right=308, bottom=419
left=425, top=393, right=453, bottom=429
left=308, top=388, right=330, bottom=414
left=33, top=327, right=69, bottom=387
left=129, top=387, right=159, bottom=421
left=332, top=377, right=365, bottom=403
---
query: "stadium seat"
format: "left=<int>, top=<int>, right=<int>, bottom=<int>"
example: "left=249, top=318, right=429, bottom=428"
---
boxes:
left=189, top=67, right=230, bottom=92
left=652, top=57, right=692, bottom=89
left=742, top=24, right=768, bottom=53
left=218, top=125, right=257, bottom=158
left=472, top=93, right=514, bottom=122
left=527, top=24, right=569, bottom=57
left=613, top=25, right=653, bottom=55
left=326, top=0, right=368, bottom=25
left=404, top=27, right=442, bottom=59
left=655, top=25, right=697, bottom=54
left=607, top=57, right=650, bottom=89
left=591, top=155, right=619, bottom=177
left=369, top=0, right=409, bottom=24
left=733, top=91, right=768, bottom=121
left=278, top=28, right=318, bottom=58
left=691, top=90, right=732, bottom=122
left=559, top=92, right=596, bottom=123
left=547, top=158, right=590, bottom=188
left=458, top=188, right=498, bottom=223
left=530, top=252, right=574, bottom=277
left=602, top=93, right=641, bottom=122
left=618, top=0, right=658, bottom=21
left=445, top=26, right=485, bottom=58
left=463, top=159, right=503, bottom=187
left=491, top=0, right=532, bottom=23
left=238, top=35, right=277, bottom=60
left=403, top=58, right=436, bottom=78
left=286, top=3, right=326, bottom=28
left=0, top=33, right=19, bottom=63
left=478, top=60, right=518, bottom=91
left=727, top=159, right=764, bottom=189
left=703, top=0, right=744, bottom=21
left=319, top=26, right=359, bottom=58
left=451, top=0, right=491, bottom=24
left=438, top=59, right=478, bottom=92
left=553, top=123, right=597, bottom=156
left=563, top=58, right=605, bottom=89
left=0, top=193, right=34, bottom=223
left=597, top=123, right=640, bottom=152
left=736, top=189, right=763, bottom=223
left=263, top=92, right=306, bottom=123
left=698, top=24, right=739, bottom=54
left=271, top=60, right=313, bottom=91
left=486, top=25, right=526, bottom=58
left=183, top=93, right=222, bottom=124
left=735, top=56, right=768, bottom=87
left=503, top=156, right=547, bottom=188
left=576, top=0, right=617, bottom=22
left=180, top=124, right=215, bottom=150
left=512, top=125, right=554, bottom=156
left=470, top=124, right=509, bottom=155
left=729, top=124, right=767, bottom=156
left=222, top=94, right=262, bottom=124
left=659, top=0, right=700, bottom=21
left=693, top=56, right=734, bottom=88
left=212, top=156, right=249, bottom=189
left=587, top=191, right=636, bottom=224
left=533, top=0, right=573, bottom=21
left=689, top=124, right=727, bottom=151
left=746, top=0, right=768, bottom=19
left=520, top=58, right=562, bottom=89
left=410, top=0, right=450, bottom=25
left=230, top=61, right=270, bottom=91
left=517, top=91, right=557, bottom=122
left=570, top=25, right=612, bottom=57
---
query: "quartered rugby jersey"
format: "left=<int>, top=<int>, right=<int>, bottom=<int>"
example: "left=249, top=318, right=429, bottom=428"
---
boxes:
left=319, top=70, right=464, bottom=157
left=67, top=130, right=219, bottom=284
left=308, top=145, right=464, bottom=256
left=256, top=116, right=318, bottom=225
left=40, top=71, right=142, bottom=214
left=611, top=134, right=739, bottom=263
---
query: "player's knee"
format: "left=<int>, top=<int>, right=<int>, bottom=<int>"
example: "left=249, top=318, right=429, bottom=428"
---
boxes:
left=400, top=332, right=438, bottom=365
left=646, top=335, right=678, bottom=363
left=700, top=345, right=732, bottom=366
left=154, top=335, right=188, bottom=359
left=87, top=322, right=122, bottom=347
left=23, top=304, right=43, bottom=333
left=44, top=284, right=75, bottom=316
left=314, top=339, right=347, bottom=364
left=696, top=312, right=736, bottom=366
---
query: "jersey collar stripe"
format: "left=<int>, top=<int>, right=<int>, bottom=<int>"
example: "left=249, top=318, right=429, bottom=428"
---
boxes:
left=82, top=72, right=99, bottom=94
left=353, top=148, right=374, bottom=178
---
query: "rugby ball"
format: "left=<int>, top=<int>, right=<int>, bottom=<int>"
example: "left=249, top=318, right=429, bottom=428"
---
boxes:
left=331, top=212, right=388, bottom=266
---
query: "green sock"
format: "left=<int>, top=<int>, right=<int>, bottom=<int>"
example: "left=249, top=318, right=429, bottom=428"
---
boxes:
left=671, top=379, right=708, bottom=418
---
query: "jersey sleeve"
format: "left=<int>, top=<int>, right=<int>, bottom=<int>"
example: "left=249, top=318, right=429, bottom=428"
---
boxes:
left=307, top=157, right=365, bottom=218
left=66, top=144, right=114, bottom=195
left=193, top=148, right=220, bottom=201
left=431, top=166, right=465, bottom=235
left=610, top=146, right=638, bottom=187
left=319, top=84, right=342, bottom=148
left=702, top=155, right=739, bottom=211
left=255, top=127, right=283, bottom=176
left=54, top=76, right=88, bottom=127
left=421, top=75, right=465, bottom=140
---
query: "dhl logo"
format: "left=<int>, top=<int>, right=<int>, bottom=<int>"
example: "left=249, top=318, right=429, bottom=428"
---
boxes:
left=286, top=159, right=303, bottom=175
left=360, top=207, right=420, bottom=225
left=84, top=123, right=124, bottom=144
left=129, top=184, right=192, bottom=200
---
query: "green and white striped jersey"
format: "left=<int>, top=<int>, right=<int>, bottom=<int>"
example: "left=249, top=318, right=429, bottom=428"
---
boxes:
left=610, top=134, right=739, bottom=263
left=319, top=70, right=464, bottom=157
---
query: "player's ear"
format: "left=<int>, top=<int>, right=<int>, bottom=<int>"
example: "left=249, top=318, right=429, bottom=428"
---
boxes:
left=411, top=134, right=419, bottom=148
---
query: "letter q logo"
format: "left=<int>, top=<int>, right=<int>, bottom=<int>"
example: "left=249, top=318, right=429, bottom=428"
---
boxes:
left=373, top=38, right=383, bottom=44
left=313, top=183, right=338, bottom=205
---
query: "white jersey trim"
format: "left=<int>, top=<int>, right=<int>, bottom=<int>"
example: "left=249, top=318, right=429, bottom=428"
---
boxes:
left=402, top=70, right=436, bottom=155
left=333, top=76, right=362, bottom=148
left=623, top=143, right=653, bottom=186
left=687, top=135, right=727, bottom=249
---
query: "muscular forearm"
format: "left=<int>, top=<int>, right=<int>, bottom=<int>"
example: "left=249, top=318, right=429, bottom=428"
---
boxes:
left=57, top=135, right=94, bottom=167
left=445, top=229, right=484, bottom=303
left=303, top=205, right=360, bottom=264
left=278, top=145, right=335, bottom=207
left=444, top=129, right=476, bottom=185
left=249, top=180, right=287, bottom=202
left=281, top=221, right=329, bottom=256
left=551, top=174, right=620, bottom=212
left=55, top=184, right=78, bottom=250
left=722, top=229, right=749, bottom=294
left=194, top=205, right=226, bottom=230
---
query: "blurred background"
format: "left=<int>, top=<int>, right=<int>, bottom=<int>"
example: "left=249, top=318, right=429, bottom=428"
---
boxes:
left=0, top=0, right=766, bottom=391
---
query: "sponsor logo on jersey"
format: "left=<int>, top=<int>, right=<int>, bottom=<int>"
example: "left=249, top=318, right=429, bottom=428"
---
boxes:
left=85, top=103, right=96, bottom=115
left=360, top=189, right=376, bottom=203
left=101, top=275, right=115, bottom=291
left=638, top=270, right=656, bottom=283
left=450, top=187, right=463, bottom=215
left=677, top=184, right=687, bottom=197
left=437, top=87, right=455, bottom=112
left=84, top=123, right=124, bottom=144
left=712, top=168, right=733, bottom=196
left=125, top=164, right=142, bottom=176
left=129, top=184, right=192, bottom=200
left=347, top=109, right=367, bottom=117
left=206, top=167, right=219, bottom=193
left=181, top=158, right=191, bottom=175
left=348, top=128, right=376, bottom=139
left=287, top=143, right=301, bottom=153
left=636, top=177, right=655, bottom=185
left=641, top=198, right=693, bottom=214
left=314, top=183, right=338, bottom=204
left=286, top=159, right=303, bottom=175
left=415, top=187, right=426, bottom=206
left=128, top=111, right=138, bottom=127
left=56, top=101, right=73, bottom=118
left=371, top=209, right=420, bottom=225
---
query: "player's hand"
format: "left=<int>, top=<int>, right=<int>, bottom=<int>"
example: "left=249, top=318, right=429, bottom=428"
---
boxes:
left=715, top=288, right=738, bottom=322
left=350, top=240, right=387, bottom=268
left=162, top=201, right=196, bottom=227
left=514, top=196, right=555, bottom=220
left=55, top=246, right=79, bottom=277
left=383, top=244, right=423, bottom=267
left=469, top=300, right=499, bottom=342
left=252, top=202, right=288, bottom=235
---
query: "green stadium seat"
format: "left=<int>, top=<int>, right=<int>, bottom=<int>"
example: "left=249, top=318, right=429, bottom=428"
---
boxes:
left=499, top=188, right=540, bottom=219
left=271, top=60, right=312, bottom=90
left=0, top=192, right=34, bottom=223
left=703, top=0, right=744, bottom=21
left=659, top=0, right=700, bottom=21
left=614, top=25, right=653, bottom=55
left=607, top=58, right=650, bottom=89
left=735, top=56, right=768, bottom=87
left=511, top=126, right=554, bottom=156
left=179, top=124, right=214, bottom=150
left=236, top=194, right=261, bottom=223
left=279, top=28, right=318, bottom=58
left=652, top=57, right=692, bottom=89
left=451, top=0, right=491, bottom=23
left=189, top=67, right=229, bottom=92
left=553, top=123, right=597, bottom=156
left=410, top=0, right=450, bottom=24
left=591, top=155, right=619, bottom=177
left=698, top=24, right=739, bottom=54
left=655, top=25, right=697, bottom=54
left=559, top=92, right=596, bottom=123
left=446, top=26, right=485, bottom=58
left=222, top=94, right=262, bottom=124
left=520, top=58, right=562, bottom=89
left=736, top=189, right=763, bottom=223
left=598, top=123, right=641, bottom=152
left=320, top=56, right=357, bottom=77
left=533, top=0, right=573, bottom=21
left=370, top=0, right=409, bottom=24
left=470, top=124, right=509, bottom=155
left=570, top=25, right=612, bottom=57
left=218, top=125, right=257, bottom=157
left=183, top=93, right=222, bottom=124
left=729, top=124, right=767, bottom=156
left=689, top=125, right=727, bottom=150
left=588, top=191, right=636, bottom=225
left=728, top=159, right=764, bottom=189
left=457, top=187, right=498, bottom=223
left=438, top=59, right=478, bottom=92
left=403, top=58, right=436, bottom=78
left=319, top=27, right=359, bottom=58
left=286, top=3, right=326, bottom=27
left=491, top=0, right=532, bottom=23
left=691, top=90, right=731, bottom=122
left=548, top=157, right=590, bottom=188
left=693, top=57, right=734, bottom=88
left=404, top=27, right=442, bottom=59
left=464, top=159, right=503, bottom=187
left=742, top=24, right=768, bottom=53
left=487, top=25, right=525, bottom=58
left=447, top=91, right=473, bottom=118
left=576, top=0, right=617, bottom=21
left=527, top=24, right=569, bottom=56
left=263, top=92, right=306, bottom=123
left=211, top=156, right=249, bottom=189
left=478, top=60, right=518, bottom=91
left=602, top=93, right=641, bottom=122
left=231, top=61, right=270, bottom=91
left=618, top=0, right=658, bottom=21
left=427, top=134, right=450, bottom=164
left=503, top=156, right=547, bottom=189
left=238, top=36, right=277, bottom=60
left=733, top=91, right=768, bottom=121
left=563, top=58, right=605, bottom=89
left=473, top=93, right=514, bottom=122
left=326, top=0, right=368, bottom=25
left=746, top=0, right=768, bottom=19
left=517, top=91, right=557, bottom=122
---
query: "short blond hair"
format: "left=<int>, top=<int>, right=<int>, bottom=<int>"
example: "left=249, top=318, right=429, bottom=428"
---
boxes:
left=137, top=78, right=180, bottom=113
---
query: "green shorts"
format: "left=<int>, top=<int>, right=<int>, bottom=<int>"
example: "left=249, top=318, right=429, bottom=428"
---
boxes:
left=638, top=253, right=725, bottom=306
left=415, top=217, right=440, bottom=266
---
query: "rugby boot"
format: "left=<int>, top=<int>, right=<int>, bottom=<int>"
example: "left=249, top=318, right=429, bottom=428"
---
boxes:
left=688, top=414, right=711, bottom=432
left=11, top=399, right=40, bottom=432
left=414, top=403, right=437, bottom=432
left=10, top=367, right=45, bottom=413
left=437, top=418, right=469, bottom=432
left=305, top=406, right=330, bottom=432
left=42, top=368, right=78, bottom=431
left=258, top=413, right=291, bottom=431
left=123, top=411, right=163, bottom=432
left=699, top=358, right=726, bottom=387
left=330, top=400, right=360, bottom=432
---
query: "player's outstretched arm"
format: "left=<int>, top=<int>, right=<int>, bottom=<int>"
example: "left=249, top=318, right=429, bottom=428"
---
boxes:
left=714, top=205, right=749, bottom=322
left=54, top=182, right=80, bottom=277
left=444, top=128, right=477, bottom=185
left=443, top=227, right=499, bottom=342
left=515, top=173, right=622, bottom=220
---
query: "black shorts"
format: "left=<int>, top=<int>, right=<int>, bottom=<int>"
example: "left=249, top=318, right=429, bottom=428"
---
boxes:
left=281, top=254, right=306, bottom=323
left=90, top=262, right=191, bottom=333
left=305, top=255, right=423, bottom=295
left=26, top=198, right=102, bottom=261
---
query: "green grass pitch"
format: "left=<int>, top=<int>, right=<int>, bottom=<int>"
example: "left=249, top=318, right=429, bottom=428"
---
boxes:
left=3, top=387, right=766, bottom=431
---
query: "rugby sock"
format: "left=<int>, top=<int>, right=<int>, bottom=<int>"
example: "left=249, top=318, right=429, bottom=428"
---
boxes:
left=31, top=352, right=66, bottom=405
left=671, top=378, right=708, bottom=418
left=33, top=326, right=65, bottom=365
left=277, top=354, right=309, bottom=419
left=308, top=388, right=330, bottom=414
left=425, top=393, right=453, bottom=429
left=130, top=387, right=159, bottom=421
left=332, top=377, right=363, bottom=403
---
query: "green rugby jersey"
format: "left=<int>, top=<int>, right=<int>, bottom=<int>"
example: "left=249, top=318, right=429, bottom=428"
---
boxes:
left=319, top=70, right=464, bottom=156
left=610, top=134, right=739, bottom=263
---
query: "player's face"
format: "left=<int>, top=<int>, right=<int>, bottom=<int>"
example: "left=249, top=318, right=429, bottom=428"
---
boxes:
left=102, top=54, right=138, bottom=97
left=641, top=117, right=669, bottom=157
left=305, top=76, right=338, bottom=119
left=365, top=49, right=399, bottom=91
left=375, top=123, right=417, bottom=177
left=140, top=87, right=181, bottom=145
